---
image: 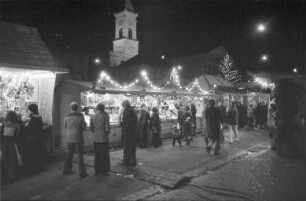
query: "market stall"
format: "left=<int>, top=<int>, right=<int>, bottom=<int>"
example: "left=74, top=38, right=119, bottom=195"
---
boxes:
left=55, top=69, right=209, bottom=150
left=0, top=21, right=68, bottom=153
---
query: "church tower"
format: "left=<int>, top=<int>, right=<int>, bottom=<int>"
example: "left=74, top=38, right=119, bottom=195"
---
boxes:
left=109, top=0, right=139, bottom=67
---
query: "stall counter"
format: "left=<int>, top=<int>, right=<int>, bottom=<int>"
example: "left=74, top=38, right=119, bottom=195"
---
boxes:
left=83, top=117, right=203, bottom=152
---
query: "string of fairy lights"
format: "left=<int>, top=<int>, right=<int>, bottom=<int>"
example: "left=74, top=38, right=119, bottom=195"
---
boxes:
left=97, top=66, right=217, bottom=94
left=185, top=78, right=209, bottom=94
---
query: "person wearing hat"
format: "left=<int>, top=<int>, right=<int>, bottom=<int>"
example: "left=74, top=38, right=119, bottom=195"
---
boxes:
left=90, top=103, right=111, bottom=175
left=20, top=103, right=43, bottom=174
left=1, top=111, right=21, bottom=184
left=63, top=102, right=88, bottom=178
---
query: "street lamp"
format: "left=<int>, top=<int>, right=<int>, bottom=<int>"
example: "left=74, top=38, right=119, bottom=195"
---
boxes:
left=293, top=67, right=298, bottom=74
left=141, top=70, right=147, bottom=77
left=94, top=58, right=101, bottom=64
left=257, top=23, right=266, bottom=32
left=261, top=54, right=269, bottom=62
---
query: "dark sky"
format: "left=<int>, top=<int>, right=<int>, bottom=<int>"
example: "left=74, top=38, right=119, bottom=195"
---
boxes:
left=1, top=0, right=305, bottom=74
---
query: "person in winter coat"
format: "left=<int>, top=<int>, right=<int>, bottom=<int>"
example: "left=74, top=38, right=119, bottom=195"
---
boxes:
left=1, top=111, right=21, bottom=184
left=63, top=102, right=88, bottom=178
left=247, top=104, right=254, bottom=129
left=190, top=103, right=197, bottom=137
left=138, top=104, right=150, bottom=148
left=174, top=102, right=185, bottom=146
left=20, top=104, right=43, bottom=174
left=267, top=98, right=276, bottom=150
left=201, top=104, right=208, bottom=146
left=90, top=103, right=111, bottom=175
left=120, top=100, right=138, bottom=166
left=227, top=102, right=239, bottom=143
left=183, top=106, right=193, bottom=146
left=150, top=107, right=162, bottom=148
left=205, top=100, right=222, bottom=155
left=217, top=101, right=227, bottom=133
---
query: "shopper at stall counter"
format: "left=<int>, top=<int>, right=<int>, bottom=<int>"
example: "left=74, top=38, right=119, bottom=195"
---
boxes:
left=63, top=102, right=88, bottom=178
left=20, top=104, right=43, bottom=174
left=90, top=103, right=111, bottom=175
left=0, top=111, right=21, bottom=184
left=120, top=100, right=138, bottom=166
left=138, top=103, right=150, bottom=148
left=150, top=107, right=162, bottom=148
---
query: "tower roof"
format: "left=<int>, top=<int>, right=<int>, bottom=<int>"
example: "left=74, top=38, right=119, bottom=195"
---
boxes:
left=124, top=0, right=135, bottom=13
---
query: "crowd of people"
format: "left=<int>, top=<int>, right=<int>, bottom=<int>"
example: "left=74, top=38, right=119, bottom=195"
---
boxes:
left=247, top=101, right=269, bottom=130
left=1, top=98, right=276, bottom=183
left=0, top=104, right=44, bottom=184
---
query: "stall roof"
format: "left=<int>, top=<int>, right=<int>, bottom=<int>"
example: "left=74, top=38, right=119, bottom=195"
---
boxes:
left=0, top=21, right=67, bottom=73
left=186, top=74, right=232, bottom=91
left=65, top=80, right=191, bottom=95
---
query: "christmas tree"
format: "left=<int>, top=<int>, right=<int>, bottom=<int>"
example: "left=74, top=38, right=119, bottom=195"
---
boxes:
left=218, top=54, right=241, bottom=84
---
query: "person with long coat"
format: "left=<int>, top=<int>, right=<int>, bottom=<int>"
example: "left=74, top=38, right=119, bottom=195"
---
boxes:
left=183, top=106, right=192, bottom=146
left=205, top=100, right=222, bottom=155
left=1, top=111, right=21, bottom=184
left=227, top=102, right=239, bottom=143
left=190, top=103, right=197, bottom=137
left=121, top=100, right=138, bottom=166
left=90, top=103, right=111, bottom=175
left=20, top=104, right=43, bottom=174
left=150, top=107, right=162, bottom=148
left=137, top=104, right=150, bottom=148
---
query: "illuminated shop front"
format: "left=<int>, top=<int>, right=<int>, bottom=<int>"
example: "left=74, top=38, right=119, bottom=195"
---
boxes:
left=0, top=21, right=68, bottom=153
left=55, top=78, right=209, bottom=150
left=0, top=68, right=57, bottom=124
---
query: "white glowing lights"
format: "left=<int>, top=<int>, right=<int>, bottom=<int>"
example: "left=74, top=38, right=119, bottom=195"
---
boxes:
left=98, top=71, right=139, bottom=89
left=257, top=24, right=266, bottom=32
left=170, top=67, right=183, bottom=89
left=293, top=67, right=298, bottom=74
left=94, top=58, right=101, bottom=64
left=261, top=54, right=269, bottom=62
left=140, top=70, right=162, bottom=90
left=185, top=78, right=209, bottom=94
left=254, top=77, right=275, bottom=89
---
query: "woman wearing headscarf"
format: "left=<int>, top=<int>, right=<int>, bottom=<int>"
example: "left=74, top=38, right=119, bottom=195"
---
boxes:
left=22, top=104, right=43, bottom=174
left=1, top=111, right=21, bottom=184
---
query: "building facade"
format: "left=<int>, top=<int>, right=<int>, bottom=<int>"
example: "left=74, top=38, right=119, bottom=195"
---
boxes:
left=109, top=0, right=139, bottom=67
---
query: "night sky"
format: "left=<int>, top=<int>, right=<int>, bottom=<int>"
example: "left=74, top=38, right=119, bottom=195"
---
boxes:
left=1, top=0, right=305, bottom=75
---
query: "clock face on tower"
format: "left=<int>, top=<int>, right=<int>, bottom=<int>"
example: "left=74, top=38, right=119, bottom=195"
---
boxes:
left=129, top=20, right=133, bottom=26
left=119, top=20, right=123, bottom=25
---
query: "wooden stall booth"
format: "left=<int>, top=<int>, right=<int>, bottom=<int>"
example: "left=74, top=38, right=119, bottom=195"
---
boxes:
left=54, top=79, right=208, bottom=151
left=0, top=21, right=68, bottom=154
